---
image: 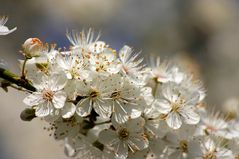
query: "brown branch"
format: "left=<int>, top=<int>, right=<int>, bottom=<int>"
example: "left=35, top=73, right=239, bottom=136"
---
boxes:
left=0, top=67, right=36, bottom=92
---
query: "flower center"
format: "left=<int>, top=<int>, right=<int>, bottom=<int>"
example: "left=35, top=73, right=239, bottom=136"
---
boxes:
left=171, top=102, right=181, bottom=112
left=203, top=150, right=216, bottom=159
left=111, top=91, right=121, bottom=99
left=42, top=90, right=54, bottom=101
left=118, top=128, right=129, bottom=140
left=68, top=67, right=80, bottom=79
left=179, top=140, right=188, bottom=153
left=90, top=90, right=99, bottom=99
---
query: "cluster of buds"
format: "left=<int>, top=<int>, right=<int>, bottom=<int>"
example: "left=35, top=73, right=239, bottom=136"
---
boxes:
left=0, top=16, right=239, bottom=159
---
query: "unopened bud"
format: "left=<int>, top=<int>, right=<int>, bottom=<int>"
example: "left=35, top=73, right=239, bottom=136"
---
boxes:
left=20, top=108, right=36, bottom=121
left=22, top=38, right=43, bottom=58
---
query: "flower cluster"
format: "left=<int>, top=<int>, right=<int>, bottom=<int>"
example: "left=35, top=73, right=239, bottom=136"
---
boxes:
left=2, top=25, right=239, bottom=158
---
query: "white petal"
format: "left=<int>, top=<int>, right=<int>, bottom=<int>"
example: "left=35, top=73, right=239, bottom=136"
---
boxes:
left=166, top=112, right=182, bottom=129
left=180, top=107, right=200, bottom=125
left=98, top=129, right=118, bottom=145
left=49, top=74, right=67, bottom=91
left=119, top=45, right=132, bottom=63
left=112, top=101, right=129, bottom=124
left=62, top=103, right=76, bottom=119
left=204, top=138, right=215, bottom=151
left=154, top=99, right=171, bottom=114
left=216, top=148, right=233, bottom=158
left=128, top=135, right=149, bottom=151
left=168, top=151, right=182, bottom=159
left=52, top=91, right=67, bottom=109
left=130, top=109, right=142, bottom=119
left=76, top=98, right=92, bottom=117
left=162, top=83, right=174, bottom=101
left=35, top=102, right=52, bottom=117
left=66, top=72, right=73, bottom=79
left=128, top=98, right=144, bottom=118
left=126, top=117, right=145, bottom=133
left=107, top=63, right=121, bottom=74
left=93, top=100, right=112, bottom=118
left=0, top=26, right=17, bottom=35
left=140, top=87, right=154, bottom=105
left=64, top=138, right=76, bottom=157
left=23, top=92, right=43, bottom=106
left=115, top=141, right=128, bottom=159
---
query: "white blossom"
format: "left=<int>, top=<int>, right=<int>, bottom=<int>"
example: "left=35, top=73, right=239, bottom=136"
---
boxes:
left=99, top=118, right=149, bottom=159
left=149, top=57, right=172, bottom=83
left=156, top=82, right=200, bottom=129
left=0, top=16, right=16, bottom=35
left=194, top=110, right=231, bottom=139
left=66, top=29, right=108, bottom=55
left=164, top=125, right=196, bottom=159
left=101, top=74, right=145, bottom=124
left=23, top=75, right=67, bottom=117
left=188, top=136, right=234, bottom=159
left=57, top=54, right=89, bottom=80
left=118, top=45, right=147, bottom=85
left=75, top=77, right=112, bottom=118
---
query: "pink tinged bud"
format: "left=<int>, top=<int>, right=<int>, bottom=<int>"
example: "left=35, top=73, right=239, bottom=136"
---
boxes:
left=22, top=38, right=43, bottom=57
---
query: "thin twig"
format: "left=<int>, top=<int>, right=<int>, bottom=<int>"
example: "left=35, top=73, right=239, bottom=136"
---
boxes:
left=21, top=57, right=28, bottom=79
left=0, top=67, right=36, bottom=92
left=9, top=84, right=32, bottom=93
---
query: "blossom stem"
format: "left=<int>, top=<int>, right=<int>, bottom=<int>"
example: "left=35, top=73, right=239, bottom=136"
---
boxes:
left=153, top=81, right=159, bottom=97
left=0, top=67, right=36, bottom=92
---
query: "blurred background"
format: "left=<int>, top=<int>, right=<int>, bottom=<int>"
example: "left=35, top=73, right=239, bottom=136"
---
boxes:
left=1, top=0, right=239, bottom=158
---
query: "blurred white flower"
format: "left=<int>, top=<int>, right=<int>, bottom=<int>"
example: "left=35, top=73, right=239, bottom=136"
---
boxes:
left=67, top=29, right=109, bottom=55
left=99, top=118, right=149, bottom=159
left=157, top=82, right=200, bottom=129
left=0, top=16, right=17, bottom=35
left=118, top=45, right=147, bottom=85
left=149, top=57, right=172, bottom=83
left=128, top=138, right=167, bottom=159
left=143, top=102, right=169, bottom=138
left=195, top=110, right=232, bottom=139
left=188, top=136, right=234, bottom=159
left=64, top=134, right=104, bottom=159
left=165, top=125, right=196, bottom=159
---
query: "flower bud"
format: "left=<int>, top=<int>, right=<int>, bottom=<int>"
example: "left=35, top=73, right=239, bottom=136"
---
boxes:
left=20, top=108, right=36, bottom=121
left=22, top=38, right=43, bottom=58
